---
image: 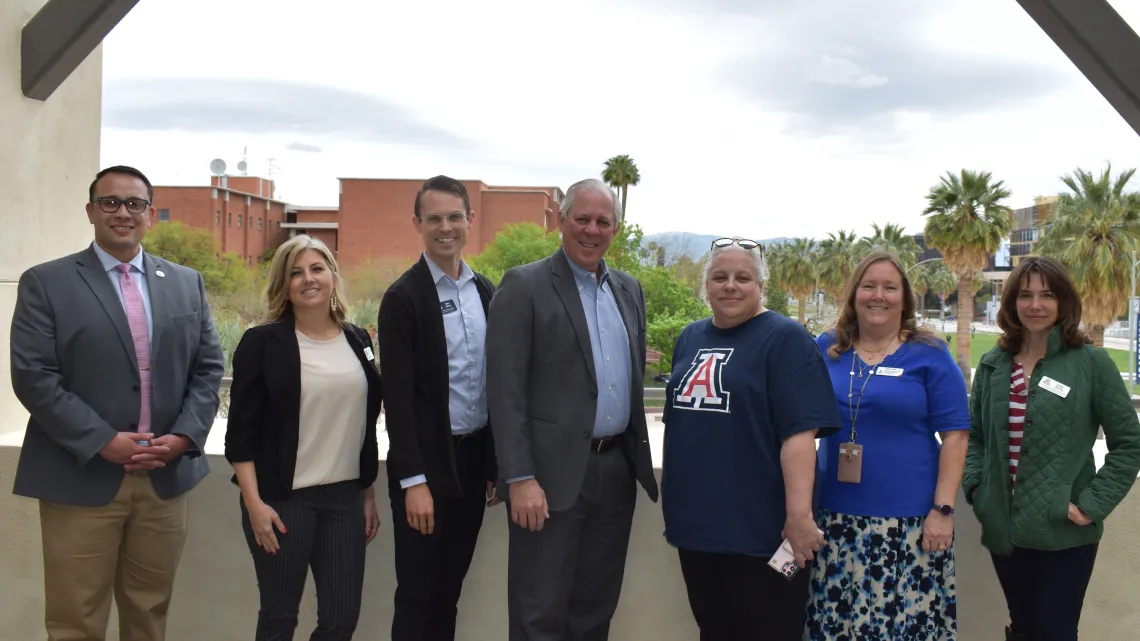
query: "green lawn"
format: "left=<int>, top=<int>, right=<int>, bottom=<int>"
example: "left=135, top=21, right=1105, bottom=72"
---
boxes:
left=941, top=332, right=1130, bottom=372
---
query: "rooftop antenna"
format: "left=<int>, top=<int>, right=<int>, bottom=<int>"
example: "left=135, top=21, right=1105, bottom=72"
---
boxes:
left=209, top=158, right=227, bottom=176
left=267, top=157, right=278, bottom=180
left=238, top=146, right=248, bottom=175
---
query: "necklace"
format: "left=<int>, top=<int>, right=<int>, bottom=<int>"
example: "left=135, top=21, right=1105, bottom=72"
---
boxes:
left=846, top=350, right=880, bottom=443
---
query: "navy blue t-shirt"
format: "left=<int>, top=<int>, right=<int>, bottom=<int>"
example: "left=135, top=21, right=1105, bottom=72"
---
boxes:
left=815, top=332, right=971, bottom=518
left=661, top=312, right=840, bottom=557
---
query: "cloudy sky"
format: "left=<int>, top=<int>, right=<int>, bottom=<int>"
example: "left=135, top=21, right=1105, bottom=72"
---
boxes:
left=100, top=0, right=1140, bottom=241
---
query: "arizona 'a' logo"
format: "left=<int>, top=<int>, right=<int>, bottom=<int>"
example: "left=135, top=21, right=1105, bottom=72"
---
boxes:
left=672, top=348, right=733, bottom=412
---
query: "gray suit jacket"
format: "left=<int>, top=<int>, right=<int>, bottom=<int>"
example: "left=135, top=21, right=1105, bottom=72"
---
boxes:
left=486, top=248, right=659, bottom=512
left=10, top=244, right=224, bottom=506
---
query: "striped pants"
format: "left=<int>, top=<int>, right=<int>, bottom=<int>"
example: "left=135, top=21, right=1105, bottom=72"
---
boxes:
left=240, top=480, right=367, bottom=640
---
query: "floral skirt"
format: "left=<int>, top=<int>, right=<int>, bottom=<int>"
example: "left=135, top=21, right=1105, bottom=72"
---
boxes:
left=803, top=509, right=957, bottom=640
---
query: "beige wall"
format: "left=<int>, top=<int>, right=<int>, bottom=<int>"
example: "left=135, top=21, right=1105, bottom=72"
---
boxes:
left=2, top=448, right=1138, bottom=639
left=0, top=0, right=104, bottom=435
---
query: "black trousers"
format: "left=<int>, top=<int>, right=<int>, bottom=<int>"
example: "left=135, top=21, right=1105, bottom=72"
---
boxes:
left=991, top=543, right=1099, bottom=641
left=506, top=444, right=637, bottom=641
left=389, top=429, right=490, bottom=641
left=677, top=548, right=811, bottom=641
left=240, top=480, right=367, bottom=641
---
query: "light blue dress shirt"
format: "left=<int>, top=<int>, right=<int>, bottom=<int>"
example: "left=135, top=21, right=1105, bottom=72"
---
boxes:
left=400, top=254, right=489, bottom=489
left=567, top=257, right=632, bottom=438
left=505, top=255, right=634, bottom=485
left=92, top=242, right=153, bottom=343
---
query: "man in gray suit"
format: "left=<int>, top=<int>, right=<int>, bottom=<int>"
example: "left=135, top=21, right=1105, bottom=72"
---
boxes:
left=10, top=165, right=224, bottom=641
left=487, top=178, right=659, bottom=641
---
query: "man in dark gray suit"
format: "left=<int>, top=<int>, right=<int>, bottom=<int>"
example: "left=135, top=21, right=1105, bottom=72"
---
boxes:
left=487, top=178, right=659, bottom=641
left=10, top=165, right=224, bottom=641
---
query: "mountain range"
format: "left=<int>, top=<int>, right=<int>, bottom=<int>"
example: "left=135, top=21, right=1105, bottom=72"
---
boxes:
left=642, top=232, right=790, bottom=261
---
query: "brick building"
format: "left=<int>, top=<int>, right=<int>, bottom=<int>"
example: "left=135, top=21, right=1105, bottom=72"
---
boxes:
left=152, top=175, right=290, bottom=265
left=153, top=175, right=563, bottom=268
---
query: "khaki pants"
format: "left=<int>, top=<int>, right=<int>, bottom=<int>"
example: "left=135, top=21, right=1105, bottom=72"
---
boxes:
left=39, top=472, right=189, bottom=641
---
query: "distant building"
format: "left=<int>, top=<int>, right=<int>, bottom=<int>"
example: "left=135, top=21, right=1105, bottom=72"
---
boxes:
left=153, top=174, right=564, bottom=267
left=1008, top=196, right=1060, bottom=266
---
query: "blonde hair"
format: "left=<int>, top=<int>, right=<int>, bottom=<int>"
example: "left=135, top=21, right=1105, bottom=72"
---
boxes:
left=264, top=235, right=349, bottom=325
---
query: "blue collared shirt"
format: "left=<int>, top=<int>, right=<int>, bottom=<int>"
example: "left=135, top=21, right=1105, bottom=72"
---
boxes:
left=566, top=256, right=632, bottom=438
left=92, top=242, right=153, bottom=343
left=400, top=254, right=489, bottom=489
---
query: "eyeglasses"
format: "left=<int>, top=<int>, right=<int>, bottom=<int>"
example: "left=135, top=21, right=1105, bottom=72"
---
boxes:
left=418, top=212, right=468, bottom=225
left=711, top=237, right=762, bottom=252
left=93, top=196, right=150, bottom=215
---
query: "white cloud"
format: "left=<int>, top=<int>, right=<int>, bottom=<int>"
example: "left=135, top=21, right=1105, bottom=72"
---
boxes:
left=99, top=0, right=1140, bottom=242
left=806, top=55, right=888, bottom=89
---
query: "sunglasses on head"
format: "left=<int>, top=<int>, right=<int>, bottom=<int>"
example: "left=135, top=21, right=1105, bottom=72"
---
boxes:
left=711, top=237, right=761, bottom=251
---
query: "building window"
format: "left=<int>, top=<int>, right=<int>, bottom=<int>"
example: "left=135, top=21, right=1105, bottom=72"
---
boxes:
left=228, top=213, right=232, bottom=226
left=258, top=218, right=263, bottom=230
left=238, top=215, right=243, bottom=228
left=157, top=208, right=170, bottom=222
left=215, top=211, right=220, bottom=225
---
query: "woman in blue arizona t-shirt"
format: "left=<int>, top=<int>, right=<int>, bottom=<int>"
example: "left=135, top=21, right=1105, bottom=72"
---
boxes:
left=804, top=252, right=970, bottom=641
left=662, top=238, right=840, bottom=641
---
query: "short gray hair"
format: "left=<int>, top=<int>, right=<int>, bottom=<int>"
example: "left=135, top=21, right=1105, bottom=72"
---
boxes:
left=559, top=178, right=623, bottom=227
left=698, top=239, right=769, bottom=305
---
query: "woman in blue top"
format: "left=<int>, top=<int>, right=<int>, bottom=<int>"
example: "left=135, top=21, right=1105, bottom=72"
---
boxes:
left=804, top=252, right=971, bottom=640
left=663, top=238, right=840, bottom=641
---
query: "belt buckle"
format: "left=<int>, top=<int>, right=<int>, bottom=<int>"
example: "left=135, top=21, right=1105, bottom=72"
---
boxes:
left=594, top=437, right=607, bottom=453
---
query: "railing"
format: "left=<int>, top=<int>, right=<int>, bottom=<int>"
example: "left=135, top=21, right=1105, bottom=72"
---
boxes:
left=217, top=376, right=1135, bottom=406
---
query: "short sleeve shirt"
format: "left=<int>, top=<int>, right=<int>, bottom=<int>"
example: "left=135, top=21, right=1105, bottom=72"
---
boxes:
left=662, top=312, right=840, bottom=556
left=815, top=332, right=972, bottom=518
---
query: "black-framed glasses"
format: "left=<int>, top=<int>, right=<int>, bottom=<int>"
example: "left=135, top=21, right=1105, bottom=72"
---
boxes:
left=711, top=237, right=762, bottom=252
left=417, top=211, right=468, bottom=225
left=93, top=196, right=150, bottom=215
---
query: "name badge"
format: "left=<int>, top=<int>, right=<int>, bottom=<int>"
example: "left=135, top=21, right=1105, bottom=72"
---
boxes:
left=440, top=300, right=457, bottom=314
left=875, top=366, right=904, bottom=377
left=1039, top=376, right=1070, bottom=398
left=363, top=346, right=375, bottom=361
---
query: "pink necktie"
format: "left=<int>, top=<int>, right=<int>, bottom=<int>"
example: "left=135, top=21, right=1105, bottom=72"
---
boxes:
left=115, top=264, right=151, bottom=436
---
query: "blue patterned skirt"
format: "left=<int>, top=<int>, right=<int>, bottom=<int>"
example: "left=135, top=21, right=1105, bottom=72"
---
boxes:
left=803, top=509, right=956, bottom=640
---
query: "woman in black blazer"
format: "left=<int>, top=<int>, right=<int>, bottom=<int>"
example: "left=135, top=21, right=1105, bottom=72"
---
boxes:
left=225, top=235, right=382, bottom=641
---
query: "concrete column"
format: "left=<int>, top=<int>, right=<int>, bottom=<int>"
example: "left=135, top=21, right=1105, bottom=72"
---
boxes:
left=0, top=0, right=102, bottom=435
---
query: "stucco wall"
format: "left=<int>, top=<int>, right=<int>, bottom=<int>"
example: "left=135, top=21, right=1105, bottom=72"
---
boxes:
left=0, top=0, right=104, bottom=435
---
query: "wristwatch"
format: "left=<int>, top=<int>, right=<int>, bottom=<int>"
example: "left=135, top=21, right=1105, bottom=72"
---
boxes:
left=933, top=504, right=955, bottom=516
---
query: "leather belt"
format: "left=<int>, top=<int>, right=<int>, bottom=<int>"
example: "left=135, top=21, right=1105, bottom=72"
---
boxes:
left=453, top=429, right=486, bottom=444
left=591, top=437, right=618, bottom=454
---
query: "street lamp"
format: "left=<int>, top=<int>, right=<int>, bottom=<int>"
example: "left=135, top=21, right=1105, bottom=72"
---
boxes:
left=1130, top=250, right=1139, bottom=387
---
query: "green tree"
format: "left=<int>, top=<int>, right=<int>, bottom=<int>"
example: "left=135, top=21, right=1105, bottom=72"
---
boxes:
left=769, top=238, right=818, bottom=323
left=606, top=222, right=650, bottom=273
left=922, top=169, right=1013, bottom=383
left=142, top=221, right=248, bottom=295
left=1036, top=165, right=1140, bottom=346
left=856, top=222, right=920, bottom=270
left=765, top=278, right=791, bottom=317
left=467, top=222, right=561, bottom=285
left=818, top=230, right=859, bottom=302
left=602, top=155, right=641, bottom=218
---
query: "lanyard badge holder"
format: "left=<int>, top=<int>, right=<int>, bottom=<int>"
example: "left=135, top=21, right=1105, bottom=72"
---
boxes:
left=839, top=352, right=874, bottom=484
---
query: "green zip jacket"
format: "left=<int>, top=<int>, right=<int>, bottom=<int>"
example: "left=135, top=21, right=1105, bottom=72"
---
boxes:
left=962, top=327, right=1140, bottom=556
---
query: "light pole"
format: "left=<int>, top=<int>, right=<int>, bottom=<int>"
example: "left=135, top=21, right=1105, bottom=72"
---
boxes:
left=1130, top=250, right=1139, bottom=387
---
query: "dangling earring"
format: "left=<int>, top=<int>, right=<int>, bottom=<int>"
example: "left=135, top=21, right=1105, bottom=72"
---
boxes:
left=330, top=291, right=338, bottom=313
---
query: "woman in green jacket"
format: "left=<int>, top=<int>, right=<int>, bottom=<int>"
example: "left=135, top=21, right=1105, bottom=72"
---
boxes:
left=963, top=256, right=1140, bottom=641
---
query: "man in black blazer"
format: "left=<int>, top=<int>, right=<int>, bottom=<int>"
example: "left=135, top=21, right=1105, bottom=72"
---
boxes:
left=377, top=176, right=499, bottom=641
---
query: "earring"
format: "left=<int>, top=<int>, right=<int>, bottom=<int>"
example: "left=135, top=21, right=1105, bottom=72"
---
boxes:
left=330, top=292, right=338, bottom=313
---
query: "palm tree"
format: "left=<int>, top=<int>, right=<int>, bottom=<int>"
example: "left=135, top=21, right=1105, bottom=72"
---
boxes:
left=856, top=223, right=920, bottom=270
left=923, top=169, right=1014, bottom=383
left=912, top=262, right=933, bottom=312
left=818, top=230, right=860, bottom=303
left=929, top=263, right=958, bottom=329
left=1035, top=165, right=1140, bottom=346
left=770, top=238, right=818, bottom=324
left=602, top=155, right=641, bottom=219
